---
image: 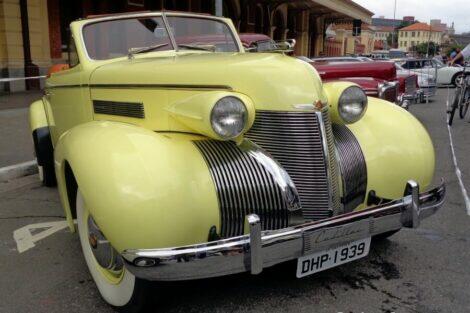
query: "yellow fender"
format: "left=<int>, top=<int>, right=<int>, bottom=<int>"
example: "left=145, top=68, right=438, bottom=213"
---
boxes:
left=350, top=97, right=435, bottom=204
left=29, top=100, right=48, bottom=131
left=54, top=121, right=219, bottom=252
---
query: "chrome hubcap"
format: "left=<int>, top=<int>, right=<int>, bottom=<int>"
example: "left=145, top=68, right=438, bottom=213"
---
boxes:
left=87, top=215, right=123, bottom=271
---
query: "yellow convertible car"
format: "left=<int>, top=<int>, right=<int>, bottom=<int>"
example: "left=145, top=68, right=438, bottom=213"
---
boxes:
left=29, top=12, right=445, bottom=312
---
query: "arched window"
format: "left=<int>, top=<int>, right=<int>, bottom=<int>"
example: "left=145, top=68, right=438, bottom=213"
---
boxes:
left=254, top=5, right=263, bottom=34
left=223, top=0, right=239, bottom=26
left=272, top=10, right=285, bottom=40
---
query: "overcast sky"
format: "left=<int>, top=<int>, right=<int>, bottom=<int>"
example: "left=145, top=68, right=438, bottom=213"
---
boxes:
left=354, top=0, right=470, bottom=33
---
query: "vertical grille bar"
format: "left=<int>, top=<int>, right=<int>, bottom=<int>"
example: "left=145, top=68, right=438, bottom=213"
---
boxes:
left=194, top=140, right=289, bottom=238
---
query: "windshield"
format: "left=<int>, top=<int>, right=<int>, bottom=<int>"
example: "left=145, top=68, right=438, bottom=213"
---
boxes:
left=82, top=15, right=238, bottom=60
left=433, top=59, right=444, bottom=68
left=166, top=16, right=238, bottom=52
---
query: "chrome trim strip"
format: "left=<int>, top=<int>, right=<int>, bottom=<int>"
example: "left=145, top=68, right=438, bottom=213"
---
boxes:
left=121, top=181, right=445, bottom=281
left=332, top=124, right=367, bottom=212
left=161, top=12, right=178, bottom=52
left=316, top=111, right=336, bottom=215
left=45, top=83, right=232, bottom=90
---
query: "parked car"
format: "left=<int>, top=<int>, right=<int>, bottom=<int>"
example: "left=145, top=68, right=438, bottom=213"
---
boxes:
left=239, top=34, right=420, bottom=108
left=307, top=58, right=420, bottom=108
left=30, top=12, right=445, bottom=312
left=397, top=58, right=470, bottom=86
left=309, top=56, right=363, bottom=62
left=395, top=62, right=436, bottom=102
left=240, top=32, right=295, bottom=53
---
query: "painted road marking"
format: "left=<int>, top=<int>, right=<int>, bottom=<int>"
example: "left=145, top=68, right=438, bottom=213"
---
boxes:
left=13, top=220, right=69, bottom=253
left=446, top=94, right=470, bottom=215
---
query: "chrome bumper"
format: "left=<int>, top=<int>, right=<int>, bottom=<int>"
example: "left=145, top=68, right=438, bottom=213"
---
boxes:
left=122, top=180, right=445, bottom=281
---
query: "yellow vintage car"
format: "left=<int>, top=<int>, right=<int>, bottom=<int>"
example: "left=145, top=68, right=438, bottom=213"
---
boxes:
left=29, top=12, right=445, bottom=312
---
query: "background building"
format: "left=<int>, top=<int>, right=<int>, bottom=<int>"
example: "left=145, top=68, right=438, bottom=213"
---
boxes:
left=328, top=22, right=375, bottom=56
left=398, top=22, right=443, bottom=52
left=373, top=25, right=394, bottom=50
left=0, top=0, right=373, bottom=93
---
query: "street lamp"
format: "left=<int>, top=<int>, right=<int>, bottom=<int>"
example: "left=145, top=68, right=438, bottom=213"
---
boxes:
left=392, top=0, right=397, bottom=48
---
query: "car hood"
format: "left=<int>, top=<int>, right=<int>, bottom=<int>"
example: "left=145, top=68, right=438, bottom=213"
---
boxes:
left=90, top=52, right=326, bottom=111
left=324, top=77, right=383, bottom=94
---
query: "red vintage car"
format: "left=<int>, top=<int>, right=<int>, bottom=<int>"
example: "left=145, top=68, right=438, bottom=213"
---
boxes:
left=239, top=33, right=420, bottom=108
left=310, top=59, right=420, bottom=108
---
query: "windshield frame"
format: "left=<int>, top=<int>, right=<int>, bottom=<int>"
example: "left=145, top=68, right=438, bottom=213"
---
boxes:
left=79, top=12, right=243, bottom=62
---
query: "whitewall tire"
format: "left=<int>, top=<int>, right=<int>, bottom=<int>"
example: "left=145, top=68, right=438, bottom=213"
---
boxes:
left=76, top=190, right=148, bottom=312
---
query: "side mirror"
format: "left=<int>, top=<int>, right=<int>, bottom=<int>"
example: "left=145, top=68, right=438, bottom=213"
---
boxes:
left=47, top=64, right=70, bottom=78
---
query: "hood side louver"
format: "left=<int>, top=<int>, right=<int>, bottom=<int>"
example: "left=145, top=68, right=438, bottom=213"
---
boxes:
left=93, top=100, right=145, bottom=119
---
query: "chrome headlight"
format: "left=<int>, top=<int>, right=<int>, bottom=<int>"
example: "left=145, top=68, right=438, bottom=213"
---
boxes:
left=211, top=96, right=247, bottom=139
left=338, top=86, right=368, bottom=124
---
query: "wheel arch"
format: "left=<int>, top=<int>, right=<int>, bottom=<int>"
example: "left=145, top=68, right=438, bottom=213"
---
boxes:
left=53, top=120, right=220, bottom=251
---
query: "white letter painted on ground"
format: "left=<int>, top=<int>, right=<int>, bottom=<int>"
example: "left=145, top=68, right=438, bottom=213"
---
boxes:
left=13, top=220, right=69, bottom=253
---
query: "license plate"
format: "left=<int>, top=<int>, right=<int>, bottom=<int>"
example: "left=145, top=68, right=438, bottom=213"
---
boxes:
left=296, top=237, right=371, bottom=278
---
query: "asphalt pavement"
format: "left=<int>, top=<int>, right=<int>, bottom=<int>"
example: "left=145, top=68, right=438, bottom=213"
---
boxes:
left=0, top=91, right=42, bottom=167
left=0, top=88, right=469, bottom=313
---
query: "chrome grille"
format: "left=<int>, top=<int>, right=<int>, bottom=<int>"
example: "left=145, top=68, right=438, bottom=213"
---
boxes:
left=194, top=140, right=289, bottom=238
left=246, top=110, right=341, bottom=220
left=405, top=76, right=417, bottom=95
left=380, top=84, right=399, bottom=103
left=333, top=124, right=367, bottom=212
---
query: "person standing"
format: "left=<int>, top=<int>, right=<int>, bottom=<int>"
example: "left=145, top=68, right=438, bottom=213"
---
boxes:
left=450, top=48, right=457, bottom=60
left=450, top=45, right=470, bottom=66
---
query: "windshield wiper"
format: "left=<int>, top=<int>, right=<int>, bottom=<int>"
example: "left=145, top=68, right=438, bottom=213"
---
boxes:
left=128, top=43, right=169, bottom=59
left=178, top=44, right=215, bottom=52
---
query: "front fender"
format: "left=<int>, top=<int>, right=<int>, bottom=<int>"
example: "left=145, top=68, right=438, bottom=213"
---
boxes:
left=54, top=121, right=219, bottom=252
left=348, top=97, right=435, bottom=203
left=29, top=99, right=48, bottom=132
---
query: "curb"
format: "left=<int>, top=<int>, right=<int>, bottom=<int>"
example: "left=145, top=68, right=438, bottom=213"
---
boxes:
left=0, top=160, right=38, bottom=182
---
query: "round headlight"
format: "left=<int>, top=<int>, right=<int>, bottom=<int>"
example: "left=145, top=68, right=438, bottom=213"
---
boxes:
left=211, top=96, right=247, bottom=139
left=338, top=86, right=368, bottom=124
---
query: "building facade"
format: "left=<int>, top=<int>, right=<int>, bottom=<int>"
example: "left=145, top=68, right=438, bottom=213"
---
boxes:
left=0, top=0, right=373, bottom=92
left=398, top=22, right=443, bottom=52
left=327, top=22, right=375, bottom=56
left=373, top=25, right=394, bottom=50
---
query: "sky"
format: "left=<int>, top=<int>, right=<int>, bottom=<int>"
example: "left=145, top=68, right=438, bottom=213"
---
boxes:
left=354, top=0, right=470, bottom=33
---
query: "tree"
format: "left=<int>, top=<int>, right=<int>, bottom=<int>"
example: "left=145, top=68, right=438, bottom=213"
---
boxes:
left=446, top=44, right=464, bottom=56
left=414, top=41, right=440, bottom=56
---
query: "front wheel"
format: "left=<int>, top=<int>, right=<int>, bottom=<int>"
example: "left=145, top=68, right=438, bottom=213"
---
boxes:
left=453, top=72, right=465, bottom=87
left=76, top=190, right=149, bottom=313
left=459, top=89, right=469, bottom=119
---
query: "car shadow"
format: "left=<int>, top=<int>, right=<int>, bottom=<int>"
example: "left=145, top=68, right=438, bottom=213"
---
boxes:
left=143, top=237, right=408, bottom=312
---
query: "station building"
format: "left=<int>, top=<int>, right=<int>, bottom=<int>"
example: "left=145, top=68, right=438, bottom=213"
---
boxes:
left=0, top=0, right=373, bottom=92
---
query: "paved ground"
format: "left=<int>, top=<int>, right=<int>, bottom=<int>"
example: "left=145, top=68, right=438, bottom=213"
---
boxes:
left=0, top=91, right=42, bottom=167
left=0, top=88, right=469, bottom=313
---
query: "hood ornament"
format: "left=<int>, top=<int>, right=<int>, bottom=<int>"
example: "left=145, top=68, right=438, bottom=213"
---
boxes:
left=293, top=100, right=325, bottom=111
